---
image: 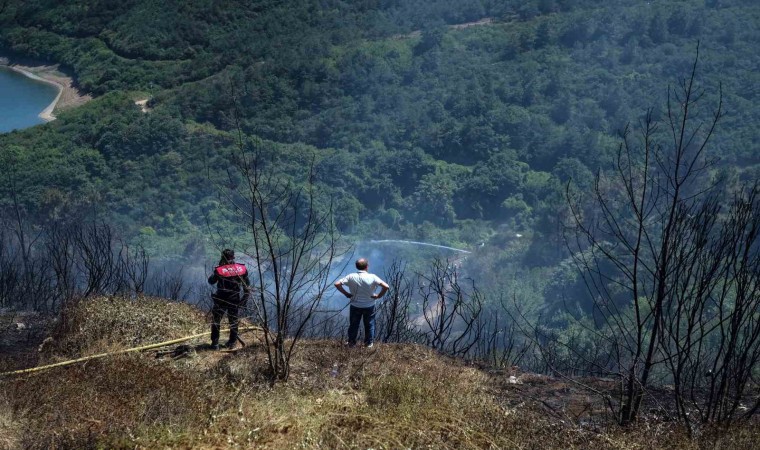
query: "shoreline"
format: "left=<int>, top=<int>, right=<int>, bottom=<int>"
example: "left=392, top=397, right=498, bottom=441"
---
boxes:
left=0, top=63, right=91, bottom=121
left=2, top=65, right=63, bottom=121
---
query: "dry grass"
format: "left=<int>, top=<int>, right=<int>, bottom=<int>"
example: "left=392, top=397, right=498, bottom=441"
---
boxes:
left=111, top=341, right=624, bottom=449
left=3, top=297, right=759, bottom=449
left=6, top=355, right=212, bottom=449
left=0, top=395, right=21, bottom=450
left=45, top=295, right=207, bottom=358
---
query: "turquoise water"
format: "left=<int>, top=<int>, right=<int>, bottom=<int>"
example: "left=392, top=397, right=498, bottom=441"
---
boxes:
left=0, top=66, right=59, bottom=133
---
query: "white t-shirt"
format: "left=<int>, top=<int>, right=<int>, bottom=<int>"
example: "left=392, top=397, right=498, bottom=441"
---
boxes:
left=338, top=271, right=385, bottom=308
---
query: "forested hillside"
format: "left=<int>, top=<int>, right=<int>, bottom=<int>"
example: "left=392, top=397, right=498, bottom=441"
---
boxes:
left=2, top=2, right=760, bottom=440
left=1, top=0, right=758, bottom=298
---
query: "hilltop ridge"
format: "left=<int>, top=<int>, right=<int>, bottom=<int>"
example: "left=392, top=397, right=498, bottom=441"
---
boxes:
left=1, top=296, right=757, bottom=449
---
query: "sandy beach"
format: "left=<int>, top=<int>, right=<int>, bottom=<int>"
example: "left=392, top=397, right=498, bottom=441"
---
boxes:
left=1, top=63, right=91, bottom=121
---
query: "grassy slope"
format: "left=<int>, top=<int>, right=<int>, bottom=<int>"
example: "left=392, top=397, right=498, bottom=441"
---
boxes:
left=1, top=297, right=758, bottom=449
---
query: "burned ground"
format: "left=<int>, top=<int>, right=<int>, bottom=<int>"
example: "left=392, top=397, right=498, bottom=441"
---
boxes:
left=1, top=297, right=757, bottom=449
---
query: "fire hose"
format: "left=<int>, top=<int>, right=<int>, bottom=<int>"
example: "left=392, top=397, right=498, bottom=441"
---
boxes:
left=0, top=325, right=262, bottom=378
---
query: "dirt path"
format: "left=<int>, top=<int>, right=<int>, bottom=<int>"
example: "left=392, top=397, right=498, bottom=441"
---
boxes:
left=393, top=17, right=494, bottom=40
left=450, top=17, right=493, bottom=29
left=2, top=63, right=92, bottom=121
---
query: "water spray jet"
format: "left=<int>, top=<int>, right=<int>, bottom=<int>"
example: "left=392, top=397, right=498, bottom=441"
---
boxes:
left=369, top=240, right=471, bottom=254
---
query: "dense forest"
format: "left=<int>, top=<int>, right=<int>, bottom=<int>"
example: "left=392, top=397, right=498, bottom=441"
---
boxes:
left=1, top=0, right=759, bottom=313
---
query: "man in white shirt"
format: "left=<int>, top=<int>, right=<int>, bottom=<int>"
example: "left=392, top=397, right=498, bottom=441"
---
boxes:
left=334, top=258, right=389, bottom=347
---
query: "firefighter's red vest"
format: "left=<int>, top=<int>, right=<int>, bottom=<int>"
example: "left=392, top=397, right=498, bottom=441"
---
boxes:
left=215, top=263, right=247, bottom=277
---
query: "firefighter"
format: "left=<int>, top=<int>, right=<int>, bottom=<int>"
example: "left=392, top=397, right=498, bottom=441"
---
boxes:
left=207, top=249, right=251, bottom=349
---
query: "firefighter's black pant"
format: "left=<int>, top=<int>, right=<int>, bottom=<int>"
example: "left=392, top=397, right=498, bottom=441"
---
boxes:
left=211, top=295, right=241, bottom=345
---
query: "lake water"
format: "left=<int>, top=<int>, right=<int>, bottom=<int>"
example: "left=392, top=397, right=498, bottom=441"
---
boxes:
left=0, top=66, right=59, bottom=133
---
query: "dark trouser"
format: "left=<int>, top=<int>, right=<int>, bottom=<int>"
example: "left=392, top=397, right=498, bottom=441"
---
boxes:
left=348, top=305, right=376, bottom=346
left=211, top=295, right=240, bottom=345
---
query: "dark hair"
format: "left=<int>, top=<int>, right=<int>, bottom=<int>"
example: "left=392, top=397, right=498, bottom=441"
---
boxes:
left=220, top=249, right=235, bottom=265
left=355, top=258, right=368, bottom=270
